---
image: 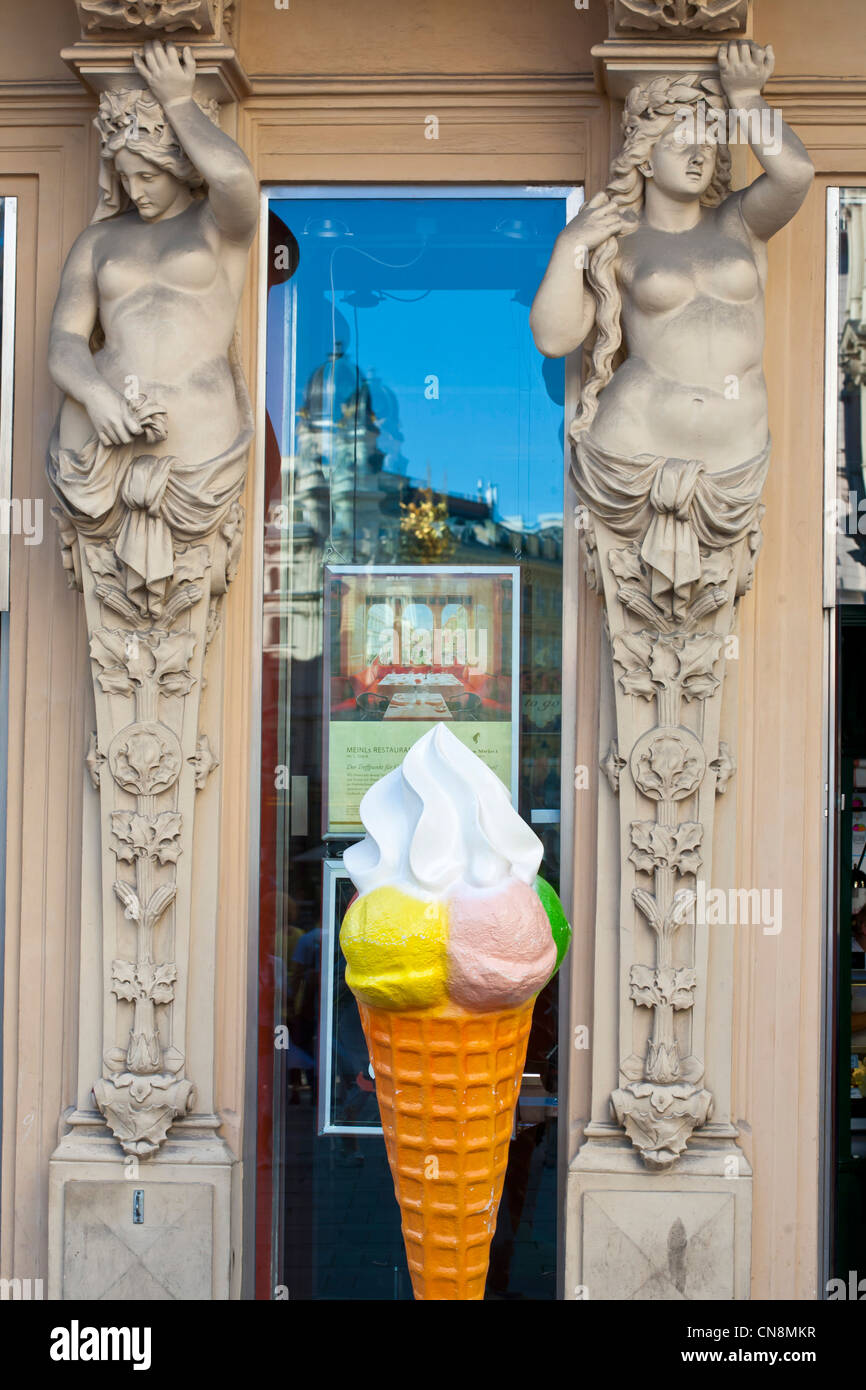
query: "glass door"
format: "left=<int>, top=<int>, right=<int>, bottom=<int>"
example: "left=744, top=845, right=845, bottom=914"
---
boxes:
left=255, top=186, right=579, bottom=1299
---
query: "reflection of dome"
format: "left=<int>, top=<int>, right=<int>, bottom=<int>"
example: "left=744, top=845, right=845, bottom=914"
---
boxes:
left=366, top=369, right=400, bottom=436
left=341, top=379, right=376, bottom=431
left=366, top=367, right=407, bottom=475
left=303, top=342, right=360, bottom=426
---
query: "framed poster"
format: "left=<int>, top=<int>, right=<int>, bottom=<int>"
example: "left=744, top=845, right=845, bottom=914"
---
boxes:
left=323, top=565, right=519, bottom=836
left=317, top=858, right=382, bottom=1136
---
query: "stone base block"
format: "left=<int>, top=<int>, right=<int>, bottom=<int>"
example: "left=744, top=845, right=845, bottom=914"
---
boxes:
left=48, top=1120, right=238, bottom=1301
left=566, top=1140, right=752, bottom=1300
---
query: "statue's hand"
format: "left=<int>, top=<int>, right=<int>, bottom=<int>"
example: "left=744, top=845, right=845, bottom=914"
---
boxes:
left=132, top=40, right=196, bottom=109
left=86, top=383, right=144, bottom=448
left=560, top=193, right=637, bottom=265
left=718, top=40, right=774, bottom=107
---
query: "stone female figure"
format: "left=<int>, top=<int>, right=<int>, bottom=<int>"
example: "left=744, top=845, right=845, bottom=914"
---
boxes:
left=45, top=42, right=258, bottom=1155
left=531, top=41, right=813, bottom=616
left=530, top=43, right=813, bottom=1167
left=47, top=40, right=258, bottom=615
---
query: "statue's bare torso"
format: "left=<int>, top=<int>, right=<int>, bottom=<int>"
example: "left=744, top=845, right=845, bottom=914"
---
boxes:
left=588, top=196, right=769, bottom=470
left=58, top=200, right=249, bottom=461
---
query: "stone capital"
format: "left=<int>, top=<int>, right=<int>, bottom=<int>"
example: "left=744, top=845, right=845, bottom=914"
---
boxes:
left=593, top=0, right=752, bottom=98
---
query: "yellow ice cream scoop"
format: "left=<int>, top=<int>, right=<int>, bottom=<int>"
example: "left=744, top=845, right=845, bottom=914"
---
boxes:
left=340, top=885, right=448, bottom=1010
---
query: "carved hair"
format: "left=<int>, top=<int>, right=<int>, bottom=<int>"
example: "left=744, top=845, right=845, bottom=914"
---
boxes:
left=571, top=74, right=733, bottom=438
left=91, top=87, right=207, bottom=222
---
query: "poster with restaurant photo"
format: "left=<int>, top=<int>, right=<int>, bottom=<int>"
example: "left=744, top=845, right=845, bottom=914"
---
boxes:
left=324, top=565, right=519, bottom=835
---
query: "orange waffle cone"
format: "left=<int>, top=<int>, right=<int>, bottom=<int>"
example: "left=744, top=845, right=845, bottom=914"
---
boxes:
left=357, top=996, right=534, bottom=1300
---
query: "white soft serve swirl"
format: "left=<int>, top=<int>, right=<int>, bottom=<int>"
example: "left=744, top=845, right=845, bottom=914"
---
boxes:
left=343, top=722, right=543, bottom=897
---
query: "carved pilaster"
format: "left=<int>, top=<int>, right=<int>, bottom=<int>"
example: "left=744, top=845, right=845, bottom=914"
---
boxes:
left=580, top=488, right=764, bottom=1168
left=46, top=19, right=258, bottom=1298
left=56, top=483, right=245, bottom=1155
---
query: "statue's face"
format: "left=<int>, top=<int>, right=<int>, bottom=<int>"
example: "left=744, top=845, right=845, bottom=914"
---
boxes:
left=114, top=148, right=189, bottom=222
left=643, top=117, right=718, bottom=202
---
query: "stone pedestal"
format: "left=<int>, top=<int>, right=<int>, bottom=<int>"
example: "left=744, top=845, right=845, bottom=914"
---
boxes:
left=568, top=1144, right=752, bottom=1300
left=49, top=1122, right=239, bottom=1300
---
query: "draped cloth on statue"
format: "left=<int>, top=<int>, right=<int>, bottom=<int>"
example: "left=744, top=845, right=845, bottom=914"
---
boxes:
left=47, top=348, right=253, bottom=615
left=570, top=431, right=771, bottom=614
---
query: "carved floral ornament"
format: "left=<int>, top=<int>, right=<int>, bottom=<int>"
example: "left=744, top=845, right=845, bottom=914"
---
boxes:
left=75, top=0, right=219, bottom=34
left=612, top=0, right=749, bottom=33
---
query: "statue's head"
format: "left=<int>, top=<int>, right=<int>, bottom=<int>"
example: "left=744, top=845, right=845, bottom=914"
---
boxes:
left=570, top=73, right=732, bottom=438
left=615, top=74, right=732, bottom=211
left=91, top=87, right=205, bottom=222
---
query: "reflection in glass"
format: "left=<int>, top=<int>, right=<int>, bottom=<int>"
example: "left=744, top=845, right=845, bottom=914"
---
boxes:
left=0, top=197, right=17, bottom=612
left=835, top=191, right=866, bottom=601
left=258, top=190, right=575, bottom=1299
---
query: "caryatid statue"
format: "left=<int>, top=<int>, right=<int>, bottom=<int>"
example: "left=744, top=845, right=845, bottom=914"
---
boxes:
left=46, top=42, right=258, bottom=1155
left=532, top=42, right=813, bottom=1168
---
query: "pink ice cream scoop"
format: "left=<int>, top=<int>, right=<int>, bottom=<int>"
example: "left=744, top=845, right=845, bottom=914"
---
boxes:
left=446, top=877, right=557, bottom=1011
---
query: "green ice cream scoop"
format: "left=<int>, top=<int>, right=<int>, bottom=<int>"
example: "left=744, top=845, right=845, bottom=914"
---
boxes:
left=535, top=875, right=572, bottom=975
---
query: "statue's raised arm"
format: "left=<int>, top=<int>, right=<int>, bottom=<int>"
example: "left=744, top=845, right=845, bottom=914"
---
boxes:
left=130, top=41, right=257, bottom=246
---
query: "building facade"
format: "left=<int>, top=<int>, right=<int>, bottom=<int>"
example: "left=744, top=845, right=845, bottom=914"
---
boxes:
left=0, top=0, right=863, bottom=1301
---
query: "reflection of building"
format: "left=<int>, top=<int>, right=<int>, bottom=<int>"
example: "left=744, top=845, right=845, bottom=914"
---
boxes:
left=838, top=198, right=866, bottom=600
left=263, top=348, right=408, bottom=660
left=264, top=341, right=565, bottom=669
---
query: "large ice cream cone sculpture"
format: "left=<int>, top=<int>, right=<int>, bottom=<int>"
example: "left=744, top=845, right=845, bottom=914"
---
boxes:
left=341, top=723, right=571, bottom=1300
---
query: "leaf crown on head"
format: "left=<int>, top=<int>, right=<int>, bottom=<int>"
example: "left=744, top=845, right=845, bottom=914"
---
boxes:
left=623, top=72, right=727, bottom=140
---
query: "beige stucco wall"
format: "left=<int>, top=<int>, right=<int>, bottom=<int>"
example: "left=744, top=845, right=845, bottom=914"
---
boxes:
left=1, top=0, right=861, bottom=1298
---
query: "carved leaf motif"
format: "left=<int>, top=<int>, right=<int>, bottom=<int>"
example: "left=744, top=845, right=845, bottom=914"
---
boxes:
left=609, top=543, right=644, bottom=585
left=152, top=631, right=197, bottom=697
left=172, top=546, right=211, bottom=585
left=137, top=959, right=177, bottom=1004
left=648, top=639, right=680, bottom=688
left=85, top=542, right=123, bottom=579
left=151, top=815, right=183, bottom=865
left=699, top=547, right=733, bottom=588
left=90, top=630, right=134, bottom=695
left=90, top=628, right=153, bottom=695
left=629, top=820, right=669, bottom=873
left=659, top=966, right=698, bottom=1010
left=629, top=963, right=660, bottom=1008
left=629, top=819, right=703, bottom=874
left=600, top=740, right=626, bottom=794
left=677, top=633, right=722, bottom=702
left=635, top=735, right=703, bottom=801
left=110, top=811, right=183, bottom=864
left=111, top=958, right=140, bottom=1002
left=670, top=822, right=703, bottom=875
left=710, top=741, right=736, bottom=793
left=86, top=732, right=105, bottom=790
left=613, top=631, right=656, bottom=699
